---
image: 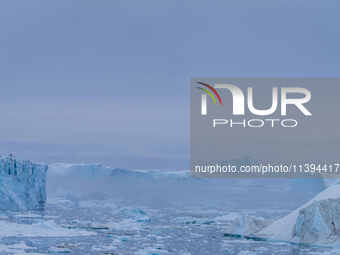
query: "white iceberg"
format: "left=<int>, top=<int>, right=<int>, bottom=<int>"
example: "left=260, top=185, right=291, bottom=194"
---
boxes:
left=216, top=213, right=271, bottom=236
left=292, top=198, right=340, bottom=244
left=259, top=183, right=340, bottom=245
left=0, top=154, right=47, bottom=211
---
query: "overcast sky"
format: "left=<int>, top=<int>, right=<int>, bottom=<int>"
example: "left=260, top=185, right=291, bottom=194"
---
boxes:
left=0, top=1, right=339, bottom=169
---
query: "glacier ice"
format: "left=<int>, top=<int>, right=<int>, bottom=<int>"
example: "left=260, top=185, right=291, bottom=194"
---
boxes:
left=47, top=163, right=324, bottom=211
left=172, top=212, right=270, bottom=236
left=0, top=154, right=48, bottom=211
left=260, top=183, right=340, bottom=245
left=215, top=213, right=271, bottom=236
left=292, top=198, right=340, bottom=244
left=48, top=163, right=112, bottom=177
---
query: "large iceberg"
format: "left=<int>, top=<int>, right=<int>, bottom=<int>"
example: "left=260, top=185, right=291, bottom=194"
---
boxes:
left=0, top=154, right=48, bottom=211
left=292, top=198, right=340, bottom=244
left=259, top=183, right=340, bottom=245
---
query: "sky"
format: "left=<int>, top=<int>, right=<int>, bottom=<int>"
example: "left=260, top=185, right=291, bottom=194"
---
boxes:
left=0, top=0, right=339, bottom=169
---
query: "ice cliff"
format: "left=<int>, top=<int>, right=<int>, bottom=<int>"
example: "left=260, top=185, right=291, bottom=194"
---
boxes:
left=0, top=154, right=48, bottom=211
left=293, top=198, right=340, bottom=244
left=259, top=183, right=340, bottom=245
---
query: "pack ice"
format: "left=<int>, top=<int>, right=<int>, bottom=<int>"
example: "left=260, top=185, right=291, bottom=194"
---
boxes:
left=0, top=154, right=47, bottom=210
left=259, top=182, right=340, bottom=245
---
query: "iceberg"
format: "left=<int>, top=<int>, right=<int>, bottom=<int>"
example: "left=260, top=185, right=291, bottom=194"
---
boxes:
left=216, top=213, right=271, bottom=236
left=259, top=183, right=340, bottom=245
left=0, top=154, right=47, bottom=211
left=292, top=198, right=340, bottom=244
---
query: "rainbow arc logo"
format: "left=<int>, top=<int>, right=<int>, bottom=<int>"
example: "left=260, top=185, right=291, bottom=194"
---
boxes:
left=196, top=82, right=223, bottom=105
